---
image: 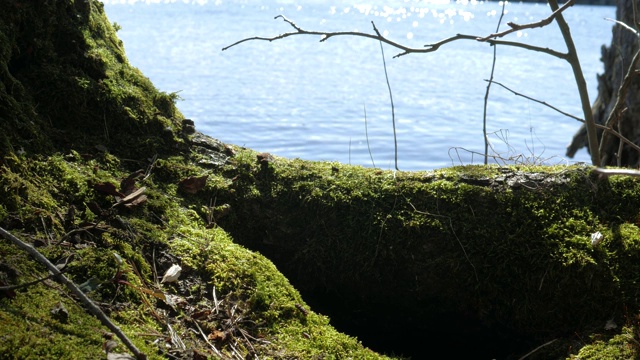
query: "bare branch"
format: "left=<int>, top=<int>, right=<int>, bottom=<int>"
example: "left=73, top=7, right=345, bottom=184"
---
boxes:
left=222, top=15, right=428, bottom=58
left=477, top=0, right=576, bottom=41
left=422, top=33, right=480, bottom=54
left=486, top=39, right=568, bottom=60
left=222, top=14, right=564, bottom=59
left=489, top=79, right=640, bottom=154
left=487, top=80, right=584, bottom=122
left=601, top=124, right=640, bottom=155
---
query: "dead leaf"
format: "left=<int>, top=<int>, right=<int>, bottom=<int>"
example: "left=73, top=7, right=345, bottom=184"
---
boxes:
left=223, top=144, right=236, bottom=156
left=193, top=349, right=209, bottom=360
left=192, top=309, right=211, bottom=320
left=94, top=182, right=124, bottom=198
left=130, top=284, right=166, bottom=301
left=256, top=152, right=273, bottom=164
left=120, top=169, right=144, bottom=195
left=161, top=264, right=182, bottom=283
left=120, top=186, right=145, bottom=203
left=112, top=187, right=146, bottom=208
left=78, top=277, right=102, bottom=292
left=86, top=201, right=104, bottom=216
left=123, top=194, right=147, bottom=209
left=178, top=175, right=208, bottom=194
left=208, top=330, right=226, bottom=342
left=50, top=302, right=69, bottom=323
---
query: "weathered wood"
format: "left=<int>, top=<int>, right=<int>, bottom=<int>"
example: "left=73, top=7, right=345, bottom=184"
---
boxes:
left=568, top=0, right=640, bottom=166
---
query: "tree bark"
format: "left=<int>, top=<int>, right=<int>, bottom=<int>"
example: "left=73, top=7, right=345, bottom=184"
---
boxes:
left=567, top=0, right=640, bottom=166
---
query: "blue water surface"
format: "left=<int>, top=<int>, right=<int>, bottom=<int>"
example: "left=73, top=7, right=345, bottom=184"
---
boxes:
left=101, top=0, right=615, bottom=171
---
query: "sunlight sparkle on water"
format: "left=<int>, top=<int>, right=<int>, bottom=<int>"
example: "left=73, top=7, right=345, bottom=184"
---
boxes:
left=101, top=0, right=210, bottom=4
left=355, top=3, right=372, bottom=15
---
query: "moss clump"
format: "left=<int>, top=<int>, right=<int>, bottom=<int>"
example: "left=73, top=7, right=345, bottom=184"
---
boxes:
left=0, top=0, right=184, bottom=158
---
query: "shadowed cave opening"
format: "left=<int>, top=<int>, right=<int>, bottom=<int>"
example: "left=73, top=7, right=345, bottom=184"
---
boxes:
left=294, top=288, right=538, bottom=359
left=231, top=235, right=546, bottom=359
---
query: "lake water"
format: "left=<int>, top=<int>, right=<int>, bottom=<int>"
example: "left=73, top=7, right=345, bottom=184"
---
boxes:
left=100, top=0, right=615, bottom=171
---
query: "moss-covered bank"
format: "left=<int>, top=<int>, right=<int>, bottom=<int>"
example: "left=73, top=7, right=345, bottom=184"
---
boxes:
left=0, top=1, right=391, bottom=359
left=2, top=0, right=640, bottom=359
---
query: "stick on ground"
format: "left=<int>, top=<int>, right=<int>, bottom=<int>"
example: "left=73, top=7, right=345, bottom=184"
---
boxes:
left=0, top=226, right=147, bottom=360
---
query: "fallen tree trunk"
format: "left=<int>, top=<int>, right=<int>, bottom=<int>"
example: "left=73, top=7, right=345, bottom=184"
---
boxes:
left=218, top=157, right=640, bottom=358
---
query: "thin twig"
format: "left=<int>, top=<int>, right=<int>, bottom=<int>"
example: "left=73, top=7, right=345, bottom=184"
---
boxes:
left=363, top=103, right=376, bottom=168
left=481, top=39, right=568, bottom=59
left=167, top=323, right=186, bottom=350
left=478, top=0, right=575, bottom=41
left=0, top=272, right=61, bottom=291
left=605, top=18, right=639, bottom=36
left=40, top=216, right=52, bottom=245
left=518, top=338, right=558, bottom=360
left=487, top=80, right=585, bottom=123
left=143, top=153, right=158, bottom=181
left=212, top=286, right=222, bottom=314
left=617, top=116, right=625, bottom=167
left=191, top=316, right=224, bottom=358
left=375, top=27, right=398, bottom=171
left=0, top=226, right=147, bottom=360
left=592, top=167, right=640, bottom=178
left=484, top=2, right=506, bottom=165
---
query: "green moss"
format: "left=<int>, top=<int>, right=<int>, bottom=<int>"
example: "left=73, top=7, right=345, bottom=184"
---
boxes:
left=4, top=0, right=640, bottom=359
left=0, top=285, right=105, bottom=359
left=162, top=224, right=391, bottom=359
left=0, top=0, right=184, bottom=158
left=211, top=154, right=640, bottom=357
left=0, top=147, right=395, bottom=358
left=570, top=327, right=639, bottom=359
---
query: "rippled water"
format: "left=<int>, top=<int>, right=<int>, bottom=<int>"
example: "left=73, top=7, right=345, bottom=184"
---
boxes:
left=101, top=0, right=615, bottom=171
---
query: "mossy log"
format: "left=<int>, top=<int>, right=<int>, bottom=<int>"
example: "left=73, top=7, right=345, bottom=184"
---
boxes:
left=217, top=155, right=640, bottom=359
left=1, top=1, right=640, bottom=359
